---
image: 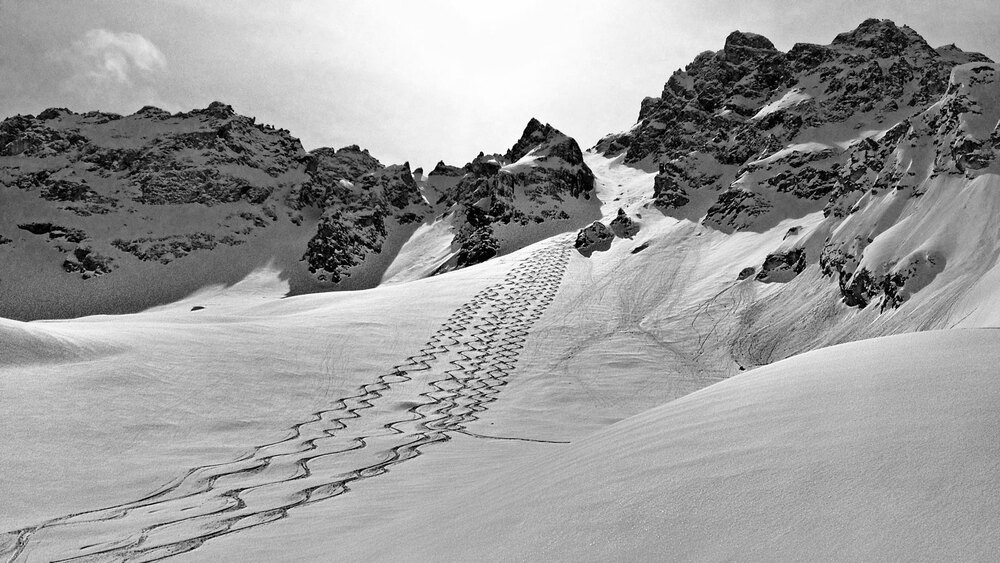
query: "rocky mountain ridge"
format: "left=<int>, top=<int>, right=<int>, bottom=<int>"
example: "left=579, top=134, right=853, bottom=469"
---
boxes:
left=595, top=18, right=998, bottom=311
left=3, top=18, right=999, bottom=322
left=0, top=102, right=595, bottom=319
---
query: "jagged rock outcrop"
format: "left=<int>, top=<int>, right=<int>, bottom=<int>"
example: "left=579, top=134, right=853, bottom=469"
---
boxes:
left=434, top=118, right=599, bottom=269
left=818, top=62, right=999, bottom=309
left=598, top=18, right=992, bottom=235
left=304, top=162, right=429, bottom=282
left=756, top=248, right=807, bottom=283
left=0, top=102, right=310, bottom=286
left=0, top=103, right=436, bottom=318
left=574, top=221, right=613, bottom=255
left=574, top=208, right=640, bottom=257
left=609, top=208, right=639, bottom=238
left=599, top=19, right=996, bottom=309
left=0, top=101, right=601, bottom=318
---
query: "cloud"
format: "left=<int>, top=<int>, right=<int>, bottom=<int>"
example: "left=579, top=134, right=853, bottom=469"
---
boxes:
left=53, top=29, right=169, bottom=111
left=70, top=29, right=167, bottom=86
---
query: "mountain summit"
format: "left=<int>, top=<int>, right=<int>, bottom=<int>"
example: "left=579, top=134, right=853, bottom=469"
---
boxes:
left=594, top=19, right=997, bottom=309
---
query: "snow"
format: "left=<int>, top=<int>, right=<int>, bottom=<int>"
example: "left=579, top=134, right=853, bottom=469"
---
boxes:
left=748, top=141, right=834, bottom=166
left=380, top=215, right=458, bottom=284
left=751, top=88, right=813, bottom=120
left=951, top=63, right=1000, bottom=140
left=303, top=329, right=1000, bottom=562
left=175, top=330, right=1000, bottom=562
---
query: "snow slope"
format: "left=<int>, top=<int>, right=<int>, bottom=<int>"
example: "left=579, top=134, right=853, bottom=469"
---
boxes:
left=288, top=329, right=1000, bottom=562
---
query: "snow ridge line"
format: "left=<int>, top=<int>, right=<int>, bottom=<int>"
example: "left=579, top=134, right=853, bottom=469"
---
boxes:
left=0, top=239, right=571, bottom=563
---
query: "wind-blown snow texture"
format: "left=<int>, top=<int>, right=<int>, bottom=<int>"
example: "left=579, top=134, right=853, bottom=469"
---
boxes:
left=2, top=18, right=1000, bottom=562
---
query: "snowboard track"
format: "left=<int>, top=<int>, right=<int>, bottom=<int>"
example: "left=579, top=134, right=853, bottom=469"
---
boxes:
left=1, top=240, right=572, bottom=563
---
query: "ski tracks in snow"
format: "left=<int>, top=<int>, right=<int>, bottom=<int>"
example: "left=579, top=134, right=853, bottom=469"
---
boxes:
left=0, top=240, right=572, bottom=563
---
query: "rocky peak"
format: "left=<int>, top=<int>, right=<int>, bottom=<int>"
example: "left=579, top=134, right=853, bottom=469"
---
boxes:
left=833, top=19, right=918, bottom=47
left=505, top=118, right=559, bottom=162
left=725, top=30, right=776, bottom=51
left=36, top=108, right=73, bottom=121
left=598, top=19, right=993, bottom=168
left=429, top=160, right=464, bottom=177
left=723, top=31, right=778, bottom=64
left=935, top=44, right=993, bottom=65
left=504, top=118, right=588, bottom=169
left=203, top=101, right=236, bottom=119
left=134, top=105, right=171, bottom=119
left=465, top=152, right=504, bottom=177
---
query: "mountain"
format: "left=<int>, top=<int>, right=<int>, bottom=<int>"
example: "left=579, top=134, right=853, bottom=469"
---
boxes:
left=0, top=105, right=594, bottom=319
left=423, top=118, right=598, bottom=272
left=3, top=18, right=1000, bottom=562
left=596, top=18, right=997, bottom=312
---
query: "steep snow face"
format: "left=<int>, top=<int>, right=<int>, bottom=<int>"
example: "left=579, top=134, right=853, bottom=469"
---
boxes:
left=819, top=62, right=1000, bottom=309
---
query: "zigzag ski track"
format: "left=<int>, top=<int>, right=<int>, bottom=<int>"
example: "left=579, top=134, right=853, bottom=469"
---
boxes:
left=0, top=240, right=572, bottom=563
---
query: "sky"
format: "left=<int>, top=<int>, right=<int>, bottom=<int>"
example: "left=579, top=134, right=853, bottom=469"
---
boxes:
left=1, top=0, right=999, bottom=170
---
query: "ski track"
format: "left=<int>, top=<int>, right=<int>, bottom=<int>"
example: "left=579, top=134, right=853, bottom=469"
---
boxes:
left=0, top=239, right=572, bottom=563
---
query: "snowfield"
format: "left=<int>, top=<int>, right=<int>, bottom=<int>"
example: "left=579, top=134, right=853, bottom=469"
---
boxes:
left=192, top=329, right=1000, bottom=562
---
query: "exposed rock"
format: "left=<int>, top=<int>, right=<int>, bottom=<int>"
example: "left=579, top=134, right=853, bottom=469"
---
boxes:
left=302, top=162, right=430, bottom=282
left=62, top=247, right=115, bottom=279
left=429, top=160, right=466, bottom=178
left=434, top=119, right=597, bottom=269
left=17, top=223, right=88, bottom=243
left=574, top=221, right=613, bottom=256
left=755, top=248, right=807, bottom=283
left=596, top=18, right=993, bottom=233
left=609, top=208, right=639, bottom=238
left=631, top=241, right=651, bottom=254
left=737, top=266, right=756, bottom=280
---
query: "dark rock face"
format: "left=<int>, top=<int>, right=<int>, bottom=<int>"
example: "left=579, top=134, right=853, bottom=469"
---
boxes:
left=303, top=162, right=429, bottom=282
left=575, top=209, right=640, bottom=256
left=435, top=119, right=597, bottom=269
left=0, top=102, right=597, bottom=314
left=609, top=208, right=639, bottom=238
left=574, top=221, right=613, bottom=255
left=594, top=20, right=996, bottom=310
left=62, top=247, right=115, bottom=279
left=429, top=161, right=465, bottom=178
left=737, top=266, right=756, bottom=280
left=0, top=101, right=437, bottom=308
left=17, top=223, right=88, bottom=243
left=0, top=103, right=315, bottom=291
left=756, top=248, right=807, bottom=283
left=110, top=233, right=242, bottom=264
left=631, top=241, right=651, bottom=254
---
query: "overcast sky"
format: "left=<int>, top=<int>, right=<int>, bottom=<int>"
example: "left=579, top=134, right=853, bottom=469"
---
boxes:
left=2, top=0, right=998, bottom=169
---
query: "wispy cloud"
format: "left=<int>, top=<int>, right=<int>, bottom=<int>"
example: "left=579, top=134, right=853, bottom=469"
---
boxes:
left=55, top=29, right=168, bottom=110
